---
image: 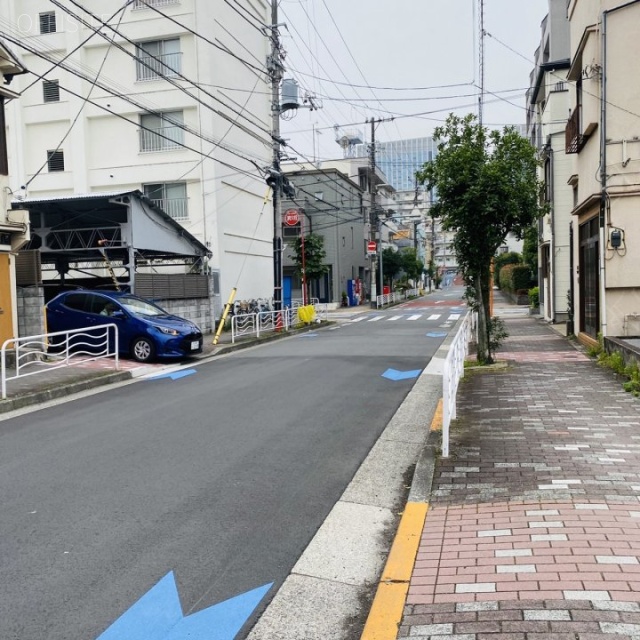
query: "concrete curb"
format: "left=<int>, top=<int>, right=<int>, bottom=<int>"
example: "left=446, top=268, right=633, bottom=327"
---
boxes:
left=0, top=370, right=133, bottom=415
left=360, top=396, right=442, bottom=640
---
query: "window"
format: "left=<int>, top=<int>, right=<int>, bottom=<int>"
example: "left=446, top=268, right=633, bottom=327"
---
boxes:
left=47, top=150, right=64, bottom=172
left=39, top=12, right=56, bottom=34
left=139, top=111, right=184, bottom=152
left=136, top=39, right=181, bottom=81
left=43, top=80, right=60, bottom=103
left=133, top=0, right=180, bottom=8
left=143, top=182, right=188, bottom=219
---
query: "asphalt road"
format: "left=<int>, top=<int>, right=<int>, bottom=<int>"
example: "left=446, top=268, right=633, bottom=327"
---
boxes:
left=0, top=287, right=465, bottom=640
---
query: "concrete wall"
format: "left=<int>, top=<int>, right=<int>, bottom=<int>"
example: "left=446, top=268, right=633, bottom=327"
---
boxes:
left=16, top=286, right=45, bottom=337
left=153, top=296, right=214, bottom=334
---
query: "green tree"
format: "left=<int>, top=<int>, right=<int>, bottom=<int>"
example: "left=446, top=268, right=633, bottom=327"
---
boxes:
left=289, top=233, right=329, bottom=301
left=382, top=247, right=403, bottom=289
left=417, top=113, right=544, bottom=364
left=400, top=248, right=424, bottom=284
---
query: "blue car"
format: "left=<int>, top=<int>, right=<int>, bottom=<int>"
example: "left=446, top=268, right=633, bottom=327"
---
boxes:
left=46, top=290, right=203, bottom=362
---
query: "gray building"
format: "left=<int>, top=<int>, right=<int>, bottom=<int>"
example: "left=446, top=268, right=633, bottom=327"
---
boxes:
left=281, top=167, right=368, bottom=305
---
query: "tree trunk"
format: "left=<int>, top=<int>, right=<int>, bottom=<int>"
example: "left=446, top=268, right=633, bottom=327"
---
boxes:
left=475, top=273, right=491, bottom=364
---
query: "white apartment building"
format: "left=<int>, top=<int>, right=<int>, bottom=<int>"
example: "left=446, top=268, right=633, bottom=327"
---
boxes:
left=1, top=0, right=273, bottom=308
left=527, top=0, right=572, bottom=324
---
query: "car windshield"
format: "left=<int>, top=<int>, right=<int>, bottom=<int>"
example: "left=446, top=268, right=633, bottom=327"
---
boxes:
left=118, top=296, right=166, bottom=317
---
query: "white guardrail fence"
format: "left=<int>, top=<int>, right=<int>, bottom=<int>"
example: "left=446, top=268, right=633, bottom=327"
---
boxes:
left=1, top=324, right=119, bottom=400
left=231, top=303, right=329, bottom=344
left=442, top=310, right=478, bottom=458
left=375, top=288, right=420, bottom=308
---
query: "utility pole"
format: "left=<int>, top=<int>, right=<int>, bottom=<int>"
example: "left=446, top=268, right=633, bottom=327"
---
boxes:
left=268, top=1, right=284, bottom=311
left=368, top=117, right=378, bottom=308
left=478, top=0, right=485, bottom=126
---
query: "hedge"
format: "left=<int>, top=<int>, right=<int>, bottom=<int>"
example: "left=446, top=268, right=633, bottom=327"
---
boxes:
left=499, top=263, right=532, bottom=294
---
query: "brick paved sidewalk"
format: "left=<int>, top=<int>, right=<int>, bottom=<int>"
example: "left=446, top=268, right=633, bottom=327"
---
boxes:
left=400, top=315, right=640, bottom=639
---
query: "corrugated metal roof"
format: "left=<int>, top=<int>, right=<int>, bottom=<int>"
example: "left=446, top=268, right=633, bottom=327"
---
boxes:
left=12, top=190, right=134, bottom=205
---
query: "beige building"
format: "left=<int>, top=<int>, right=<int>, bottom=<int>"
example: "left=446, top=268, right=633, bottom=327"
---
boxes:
left=566, top=0, right=640, bottom=341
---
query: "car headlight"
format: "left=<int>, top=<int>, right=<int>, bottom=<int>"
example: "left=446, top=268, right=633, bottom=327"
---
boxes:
left=156, top=326, right=180, bottom=336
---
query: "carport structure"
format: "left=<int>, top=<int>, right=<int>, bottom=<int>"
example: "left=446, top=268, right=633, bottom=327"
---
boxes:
left=12, top=190, right=210, bottom=295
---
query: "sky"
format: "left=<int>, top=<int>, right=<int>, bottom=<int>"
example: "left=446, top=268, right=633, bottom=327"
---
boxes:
left=278, top=0, right=549, bottom=163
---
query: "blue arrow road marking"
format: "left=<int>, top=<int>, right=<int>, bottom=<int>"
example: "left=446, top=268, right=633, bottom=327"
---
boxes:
left=96, top=572, right=272, bottom=640
left=382, top=368, right=422, bottom=381
left=148, top=369, right=197, bottom=381
left=426, top=332, right=448, bottom=338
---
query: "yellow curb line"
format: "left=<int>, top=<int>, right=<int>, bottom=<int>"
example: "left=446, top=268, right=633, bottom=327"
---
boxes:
left=360, top=502, right=429, bottom=639
left=430, top=398, right=443, bottom=432
left=360, top=398, right=442, bottom=639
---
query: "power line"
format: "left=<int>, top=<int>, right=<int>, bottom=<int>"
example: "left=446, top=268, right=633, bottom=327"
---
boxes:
left=225, top=0, right=267, bottom=34
left=279, top=5, right=368, bottom=120
left=1, top=29, right=264, bottom=180
left=55, top=0, right=273, bottom=144
left=285, top=68, right=476, bottom=93
left=134, top=0, right=269, bottom=77
left=0, top=23, right=268, bottom=172
left=25, top=2, right=130, bottom=188
left=317, top=0, right=404, bottom=141
left=12, top=2, right=134, bottom=98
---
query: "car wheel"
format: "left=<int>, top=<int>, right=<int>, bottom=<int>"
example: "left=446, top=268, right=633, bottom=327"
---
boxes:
left=130, top=336, right=156, bottom=363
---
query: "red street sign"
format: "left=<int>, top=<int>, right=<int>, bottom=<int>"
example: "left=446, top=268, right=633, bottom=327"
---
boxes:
left=283, top=208, right=300, bottom=226
left=367, top=240, right=377, bottom=254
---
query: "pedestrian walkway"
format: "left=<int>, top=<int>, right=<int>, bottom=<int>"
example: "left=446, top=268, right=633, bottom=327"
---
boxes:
left=398, top=313, right=640, bottom=638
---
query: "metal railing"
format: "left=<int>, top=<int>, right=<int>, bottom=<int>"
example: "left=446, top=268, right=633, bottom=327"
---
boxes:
left=133, top=0, right=179, bottom=8
left=139, top=125, right=183, bottom=152
left=1, top=325, right=119, bottom=400
left=136, top=52, right=182, bottom=81
left=375, top=288, right=421, bottom=308
left=148, top=197, right=188, bottom=220
left=230, top=304, right=328, bottom=343
left=442, top=311, right=477, bottom=457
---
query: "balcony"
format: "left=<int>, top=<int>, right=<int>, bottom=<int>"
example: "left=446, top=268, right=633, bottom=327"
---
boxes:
left=133, top=0, right=179, bottom=8
left=565, top=106, right=599, bottom=154
left=139, top=125, right=183, bottom=152
left=136, top=52, right=182, bottom=81
left=149, top=198, right=188, bottom=220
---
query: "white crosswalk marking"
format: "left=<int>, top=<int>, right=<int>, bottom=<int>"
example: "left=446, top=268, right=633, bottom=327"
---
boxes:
left=388, top=316, right=403, bottom=321
left=407, top=314, right=422, bottom=321
left=428, top=314, right=441, bottom=320
left=368, top=315, right=384, bottom=322
left=349, top=317, right=366, bottom=323
left=448, top=313, right=461, bottom=320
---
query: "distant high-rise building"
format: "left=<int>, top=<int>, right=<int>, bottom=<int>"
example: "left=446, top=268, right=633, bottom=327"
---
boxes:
left=355, top=137, right=438, bottom=191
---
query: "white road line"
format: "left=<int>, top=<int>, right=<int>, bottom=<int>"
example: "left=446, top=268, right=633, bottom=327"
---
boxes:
left=407, top=314, right=422, bottom=321
left=349, top=317, right=366, bottom=323
left=448, top=313, right=461, bottom=320
left=368, top=316, right=384, bottom=322
left=428, top=314, right=441, bottom=320
left=388, top=316, right=403, bottom=321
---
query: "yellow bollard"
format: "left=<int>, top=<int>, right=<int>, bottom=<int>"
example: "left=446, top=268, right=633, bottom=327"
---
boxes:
left=212, top=288, right=237, bottom=345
